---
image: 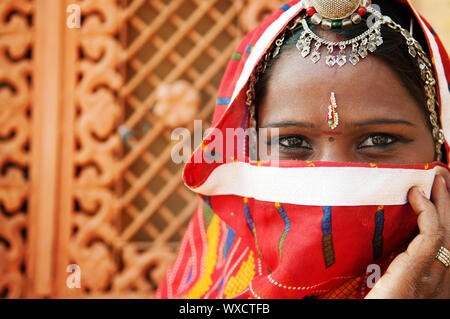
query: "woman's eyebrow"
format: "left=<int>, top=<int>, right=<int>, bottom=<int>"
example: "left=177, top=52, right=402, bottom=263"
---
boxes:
left=351, top=118, right=417, bottom=127
left=261, top=121, right=315, bottom=128
left=261, top=119, right=416, bottom=129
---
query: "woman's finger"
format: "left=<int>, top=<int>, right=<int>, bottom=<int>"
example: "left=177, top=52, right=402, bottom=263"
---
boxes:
left=410, top=186, right=443, bottom=244
left=366, top=187, right=444, bottom=298
left=431, top=173, right=450, bottom=241
left=435, top=166, right=450, bottom=193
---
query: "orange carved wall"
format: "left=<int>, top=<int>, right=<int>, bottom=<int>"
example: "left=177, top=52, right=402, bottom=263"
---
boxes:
left=0, top=0, right=448, bottom=298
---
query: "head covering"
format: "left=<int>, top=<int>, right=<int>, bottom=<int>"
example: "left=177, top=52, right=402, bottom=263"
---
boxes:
left=155, top=0, right=450, bottom=299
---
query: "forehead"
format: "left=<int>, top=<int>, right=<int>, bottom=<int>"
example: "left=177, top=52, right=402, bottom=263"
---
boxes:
left=258, top=46, right=424, bottom=125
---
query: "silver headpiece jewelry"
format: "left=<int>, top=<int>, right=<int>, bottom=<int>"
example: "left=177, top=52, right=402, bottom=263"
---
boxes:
left=296, top=0, right=397, bottom=67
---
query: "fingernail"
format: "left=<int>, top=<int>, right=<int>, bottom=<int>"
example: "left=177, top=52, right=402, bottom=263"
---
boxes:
left=441, top=176, right=447, bottom=189
left=419, top=189, right=426, bottom=197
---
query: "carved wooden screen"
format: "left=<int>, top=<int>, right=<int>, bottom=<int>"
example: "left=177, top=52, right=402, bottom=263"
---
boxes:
left=0, top=0, right=33, bottom=299
left=0, top=0, right=284, bottom=299
left=1, top=0, right=446, bottom=299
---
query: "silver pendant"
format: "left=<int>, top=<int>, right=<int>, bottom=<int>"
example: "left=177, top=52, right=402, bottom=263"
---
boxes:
left=295, top=9, right=384, bottom=67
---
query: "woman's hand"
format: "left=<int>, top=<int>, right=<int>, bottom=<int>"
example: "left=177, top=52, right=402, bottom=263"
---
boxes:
left=365, top=167, right=450, bottom=299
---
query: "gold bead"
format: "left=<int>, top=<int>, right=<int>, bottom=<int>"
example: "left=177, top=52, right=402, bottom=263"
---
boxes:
left=342, top=18, right=352, bottom=27
left=351, top=13, right=362, bottom=24
left=311, top=13, right=323, bottom=25
left=321, top=19, right=332, bottom=30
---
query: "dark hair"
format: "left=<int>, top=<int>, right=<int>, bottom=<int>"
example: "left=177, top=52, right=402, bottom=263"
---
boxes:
left=255, top=0, right=431, bottom=125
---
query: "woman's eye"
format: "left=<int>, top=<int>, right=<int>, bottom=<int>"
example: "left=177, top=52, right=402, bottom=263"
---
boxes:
left=358, top=134, right=397, bottom=149
left=278, top=136, right=312, bottom=149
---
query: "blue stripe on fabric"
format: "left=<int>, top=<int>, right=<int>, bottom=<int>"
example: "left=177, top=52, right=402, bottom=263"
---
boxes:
left=245, top=44, right=252, bottom=53
left=430, top=27, right=436, bottom=36
left=244, top=203, right=255, bottom=230
left=216, top=278, right=224, bottom=292
left=185, top=267, right=193, bottom=284
left=223, top=226, right=236, bottom=260
left=276, top=204, right=291, bottom=261
left=374, top=210, right=384, bottom=237
left=280, top=4, right=291, bottom=11
left=217, top=97, right=231, bottom=105
left=321, top=206, right=332, bottom=235
left=203, top=195, right=212, bottom=209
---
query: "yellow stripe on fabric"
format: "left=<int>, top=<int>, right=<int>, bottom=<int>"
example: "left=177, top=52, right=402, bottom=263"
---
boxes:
left=184, top=214, right=221, bottom=299
left=224, top=251, right=255, bottom=299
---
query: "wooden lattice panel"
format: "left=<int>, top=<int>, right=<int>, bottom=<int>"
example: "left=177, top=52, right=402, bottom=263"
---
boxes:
left=0, top=0, right=33, bottom=298
left=119, top=0, right=243, bottom=244
left=115, top=0, right=247, bottom=297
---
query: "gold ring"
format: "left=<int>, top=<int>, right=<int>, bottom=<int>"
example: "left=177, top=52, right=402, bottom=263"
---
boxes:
left=436, top=246, right=450, bottom=268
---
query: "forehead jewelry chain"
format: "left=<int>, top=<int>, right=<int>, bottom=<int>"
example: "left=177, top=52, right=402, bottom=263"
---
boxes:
left=327, top=92, right=339, bottom=130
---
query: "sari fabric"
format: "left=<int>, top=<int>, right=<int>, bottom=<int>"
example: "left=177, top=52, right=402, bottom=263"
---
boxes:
left=155, top=0, right=450, bottom=299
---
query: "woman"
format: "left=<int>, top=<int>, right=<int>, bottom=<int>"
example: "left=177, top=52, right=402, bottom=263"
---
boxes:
left=156, top=0, right=450, bottom=298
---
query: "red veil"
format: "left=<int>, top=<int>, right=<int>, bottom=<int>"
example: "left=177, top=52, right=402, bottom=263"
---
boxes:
left=155, top=0, right=450, bottom=299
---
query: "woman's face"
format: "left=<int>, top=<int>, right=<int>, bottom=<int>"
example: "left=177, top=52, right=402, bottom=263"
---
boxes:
left=257, top=47, right=436, bottom=164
